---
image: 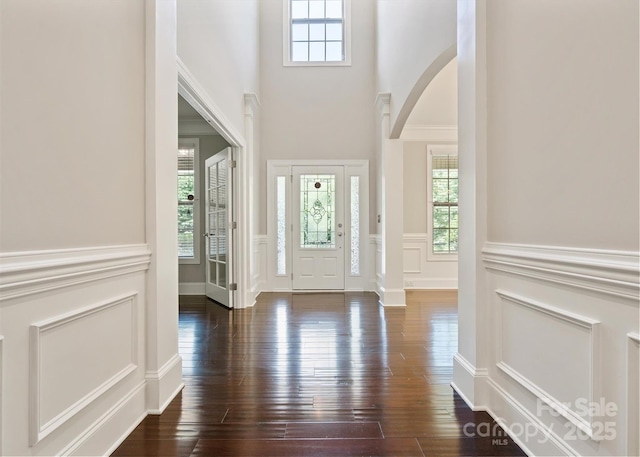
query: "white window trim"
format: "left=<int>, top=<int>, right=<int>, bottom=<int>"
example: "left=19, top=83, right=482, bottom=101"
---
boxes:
left=282, top=0, right=352, bottom=67
left=178, top=138, right=201, bottom=265
left=427, top=144, right=458, bottom=262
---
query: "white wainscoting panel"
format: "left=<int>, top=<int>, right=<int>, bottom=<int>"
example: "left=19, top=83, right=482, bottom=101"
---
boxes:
left=495, top=290, right=601, bottom=438
left=29, top=294, right=138, bottom=445
left=252, top=235, right=267, bottom=299
left=0, top=244, right=151, bottom=456
left=628, top=333, right=640, bottom=457
left=403, top=233, right=457, bottom=289
left=371, top=235, right=382, bottom=295
left=478, top=242, right=639, bottom=456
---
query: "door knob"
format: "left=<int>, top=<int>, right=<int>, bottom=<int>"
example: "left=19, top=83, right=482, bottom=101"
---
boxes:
left=337, top=232, right=343, bottom=237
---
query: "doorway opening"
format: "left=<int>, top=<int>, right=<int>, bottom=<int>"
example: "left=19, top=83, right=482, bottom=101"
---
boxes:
left=177, top=92, right=237, bottom=308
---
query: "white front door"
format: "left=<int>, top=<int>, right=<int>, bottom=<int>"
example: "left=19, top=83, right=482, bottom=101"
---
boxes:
left=204, top=148, right=234, bottom=307
left=292, top=166, right=345, bottom=290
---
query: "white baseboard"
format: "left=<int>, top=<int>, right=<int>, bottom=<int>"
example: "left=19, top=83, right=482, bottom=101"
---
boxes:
left=452, top=353, right=488, bottom=411
left=60, top=381, right=147, bottom=456
left=145, top=354, right=184, bottom=414
left=378, top=287, right=406, bottom=307
left=178, top=282, right=205, bottom=295
left=486, top=378, right=577, bottom=457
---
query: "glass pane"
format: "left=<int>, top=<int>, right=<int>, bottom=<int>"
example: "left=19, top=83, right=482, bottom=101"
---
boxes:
left=209, top=213, right=217, bottom=236
left=309, top=42, right=325, bottom=61
left=178, top=205, right=194, bottom=258
left=291, top=0, right=308, bottom=19
left=277, top=176, right=287, bottom=275
left=209, top=236, right=217, bottom=260
left=218, top=261, right=227, bottom=288
left=433, top=179, right=450, bottom=203
left=209, top=261, right=217, bottom=284
left=208, top=164, right=217, bottom=190
left=449, top=178, right=459, bottom=203
left=326, top=0, right=342, bottom=18
left=209, top=189, right=217, bottom=207
left=309, top=23, right=325, bottom=41
left=218, top=211, right=227, bottom=258
left=450, top=206, right=459, bottom=229
left=309, top=0, right=324, bottom=18
left=350, top=176, right=360, bottom=275
left=325, top=41, right=342, bottom=61
left=218, top=159, right=227, bottom=200
left=292, top=23, right=309, bottom=41
left=326, top=23, right=342, bottom=41
left=433, top=206, right=450, bottom=229
left=433, top=229, right=450, bottom=253
left=177, top=175, right=194, bottom=201
left=292, top=42, right=309, bottom=61
left=300, top=174, right=335, bottom=249
left=450, top=229, right=459, bottom=253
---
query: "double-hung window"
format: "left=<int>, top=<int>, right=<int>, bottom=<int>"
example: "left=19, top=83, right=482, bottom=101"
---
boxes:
left=178, top=138, right=200, bottom=264
left=428, top=145, right=458, bottom=259
left=285, top=0, right=351, bottom=65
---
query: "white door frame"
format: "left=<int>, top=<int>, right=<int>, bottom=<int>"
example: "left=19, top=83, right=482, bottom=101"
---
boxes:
left=177, top=59, right=257, bottom=309
left=266, top=160, right=370, bottom=292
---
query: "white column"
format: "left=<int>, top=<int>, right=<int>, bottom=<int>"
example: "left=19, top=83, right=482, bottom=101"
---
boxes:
left=242, top=93, right=261, bottom=307
left=144, top=0, right=183, bottom=413
left=452, top=0, right=489, bottom=409
left=376, top=94, right=406, bottom=307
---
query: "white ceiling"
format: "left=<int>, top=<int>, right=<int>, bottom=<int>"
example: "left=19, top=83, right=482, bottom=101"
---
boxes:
left=178, top=94, right=219, bottom=135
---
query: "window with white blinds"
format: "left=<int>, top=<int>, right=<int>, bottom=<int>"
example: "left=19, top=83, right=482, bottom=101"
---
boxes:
left=178, top=139, right=200, bottom=264
left=428, top=146, right=458, bottom=259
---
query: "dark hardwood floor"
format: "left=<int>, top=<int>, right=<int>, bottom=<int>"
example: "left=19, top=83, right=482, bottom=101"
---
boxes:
left=112, top=291, right=525, bottom=457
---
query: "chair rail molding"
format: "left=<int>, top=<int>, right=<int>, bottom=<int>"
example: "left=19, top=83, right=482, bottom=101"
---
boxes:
left=0, top=244, right=151, bottom=301
left=482, top=242, right=640, bottom=300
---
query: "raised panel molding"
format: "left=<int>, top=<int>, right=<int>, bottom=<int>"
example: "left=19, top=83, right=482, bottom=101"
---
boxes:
left=29, top=294, right=138, bottom=445
left=483, top=242, right=640, bottom=300
left=0, top=244, right=151, bottom=301
left=495, top=289, right=601, bottom=440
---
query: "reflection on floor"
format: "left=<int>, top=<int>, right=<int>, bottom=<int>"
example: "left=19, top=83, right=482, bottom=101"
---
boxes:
left=113, top=291, right=525, bottom=456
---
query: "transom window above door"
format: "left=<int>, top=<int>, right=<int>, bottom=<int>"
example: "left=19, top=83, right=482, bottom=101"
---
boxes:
left=284, top=0, right=351, bottom=66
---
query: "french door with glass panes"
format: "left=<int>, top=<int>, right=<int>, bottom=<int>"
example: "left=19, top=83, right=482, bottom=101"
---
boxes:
left=292, top=166, right=345, bottom=289
left=204, top=148, right=234, bottom=307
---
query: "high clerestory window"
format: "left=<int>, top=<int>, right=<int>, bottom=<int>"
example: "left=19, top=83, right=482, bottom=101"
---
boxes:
left=284, top=0, right=351, bottom=66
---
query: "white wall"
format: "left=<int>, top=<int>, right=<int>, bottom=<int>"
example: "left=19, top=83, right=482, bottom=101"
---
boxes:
left=0, top=0, right=146, bottom=252
left=0, top=1, right=162, bottom=455
left=454, top=1, right=640, bottom=456
left=258, top=0, right=377, bottom=234
left=405, top=57, right=457, bottom=128
left=177, top=0, right=260, bottom=138
left=375, top=0, right=457, bottom=138
left=486, top=0, right=639, bottom=251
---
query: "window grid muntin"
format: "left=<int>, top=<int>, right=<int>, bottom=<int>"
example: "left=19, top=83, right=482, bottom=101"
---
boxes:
left=432, top=154, right=458, bottom=254
left=178, top=146, right=196, bottom=259
left=290, top=0, right=345, bottom=62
